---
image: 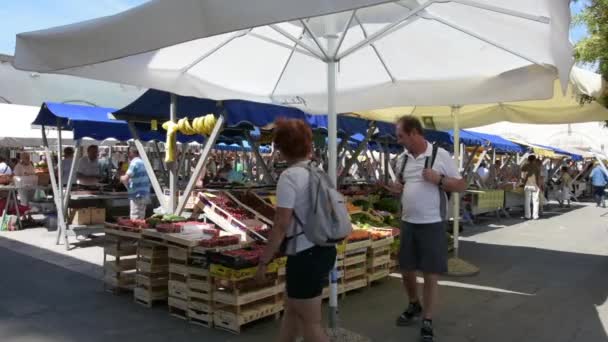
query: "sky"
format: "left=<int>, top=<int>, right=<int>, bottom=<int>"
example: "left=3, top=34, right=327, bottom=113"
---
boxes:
left=0, top=0, right=592, bottom=55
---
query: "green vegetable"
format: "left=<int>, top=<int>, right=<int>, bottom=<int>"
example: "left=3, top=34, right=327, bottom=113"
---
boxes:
left=162, top=214, right=187, bottom=222
left=351, top=212, right=386, bottom=227
left=374, top=197, right=400, bottom=213
left=352, top=199, right=372, bottom=211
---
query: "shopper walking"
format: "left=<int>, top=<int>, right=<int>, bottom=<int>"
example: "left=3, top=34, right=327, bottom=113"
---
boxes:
left=256, top=119, right=336, bottom=342
left=589, top=162, right=608, bottom=208
left=382, top=116, right=465, bottom=342
left=558, top=166, right=573, bottom=208
left=120, top=147, right=150, bottom=220
left=521, top=155, right=541, bottom=220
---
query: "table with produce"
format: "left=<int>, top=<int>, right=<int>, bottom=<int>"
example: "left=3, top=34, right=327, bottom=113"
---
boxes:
left=100, top=183, right=411, bottom=334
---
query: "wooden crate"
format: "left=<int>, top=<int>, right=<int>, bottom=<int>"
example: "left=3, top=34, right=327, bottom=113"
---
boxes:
left=188, top=266, right=214, bottom=328
left=214, top=283, right=284, bottom=306
left=134, top=285, right=168, bottom=307
left=136, top=274, right=168, bottom=288
left=367, top=266, right=391, bottom=284
left=169, top=279, right=189, bottom=300
left=168, top=297, right=189, bottom=320
left=103, top=231, right=138, bottom=293
left=213, top=299, right=283, bottom=334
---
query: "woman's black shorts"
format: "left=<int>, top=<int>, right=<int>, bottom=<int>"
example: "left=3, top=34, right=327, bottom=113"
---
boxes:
left=286, top=245, right=337, bottom=299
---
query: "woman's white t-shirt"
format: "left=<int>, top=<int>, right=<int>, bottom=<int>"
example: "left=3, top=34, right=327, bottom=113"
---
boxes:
left=276, top=163, right=314, bottom=255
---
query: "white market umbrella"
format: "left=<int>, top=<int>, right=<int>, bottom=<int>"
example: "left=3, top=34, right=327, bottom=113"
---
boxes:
left=13, top=0, right=574, bottom=328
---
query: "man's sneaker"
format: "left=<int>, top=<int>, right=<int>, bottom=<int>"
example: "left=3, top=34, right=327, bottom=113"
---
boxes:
left=421, top=319, right=434, bottom=342
left=396, top=302, right=422, bottom=326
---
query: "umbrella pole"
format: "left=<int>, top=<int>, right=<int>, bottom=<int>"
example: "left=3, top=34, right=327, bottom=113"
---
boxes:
left=169, top=93, right=178, bottom=213
left=452, top=107, right=460, bottom=258
left=448, top=106, right=479, bottom=277
left=327, top=39, right=339, bottom=329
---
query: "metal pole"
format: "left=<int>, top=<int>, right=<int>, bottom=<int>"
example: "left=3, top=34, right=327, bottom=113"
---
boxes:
left=152, top=141, right=169, bottom=185
left=176, top=115, right=225, bottom=215
left=452, top=106, right=461, bottom=258
left=169, top=94, right=178, bottom=213
left=57, top=121, right=63, bottom=211
left=42, top=127, right=68, bottom=249
left=327, top=35, right=339, bottom=330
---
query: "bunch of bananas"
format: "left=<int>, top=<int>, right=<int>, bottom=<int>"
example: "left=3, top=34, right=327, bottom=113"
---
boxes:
left=162, top=114, right=217, bottom=162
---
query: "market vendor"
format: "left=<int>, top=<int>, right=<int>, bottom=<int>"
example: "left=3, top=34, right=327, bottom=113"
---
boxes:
left=14, top=152, right=36, bottom=205
left=77, top=145, right=101, bottom=186
left=120, top=147, right=151, bottom=220
left=59, top=147, right=75, bottom=186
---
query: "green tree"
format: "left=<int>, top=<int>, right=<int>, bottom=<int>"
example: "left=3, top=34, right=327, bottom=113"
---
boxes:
left=573, top=0, right=608, bottom=82
left=573, top=0, right=608, bottom=127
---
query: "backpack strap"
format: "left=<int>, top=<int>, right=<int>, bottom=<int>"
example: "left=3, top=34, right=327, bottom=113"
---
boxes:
left=398, top=154, right=409, bottom=184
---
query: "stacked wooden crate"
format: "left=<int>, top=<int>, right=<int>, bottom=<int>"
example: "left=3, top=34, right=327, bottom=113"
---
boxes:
left=103, top=224, right=140, bottom=293
left=168, top=246, right=190, bottom=319
left=187, top=258, right=214, bottom=327
left=323, top=238, right=370, bottom=298
left=367, top=235, right=394, bottom=285
left=134, top=234, right=169, bottom=307
left=210, top=258, right=286, bottom=334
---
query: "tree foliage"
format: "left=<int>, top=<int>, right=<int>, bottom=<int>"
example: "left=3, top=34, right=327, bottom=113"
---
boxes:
left=573, top=0, right=608, bottom=77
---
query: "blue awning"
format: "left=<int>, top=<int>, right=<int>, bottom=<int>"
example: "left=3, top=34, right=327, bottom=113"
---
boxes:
left=447, top=129, right=524, bottom=153
left=33, top=102, right=203, bottom=143
left=113, top=89, right=308, bottom=129
left=534, top=144, right=583, bottom=161
left=306, top=115, right=394, bottom=139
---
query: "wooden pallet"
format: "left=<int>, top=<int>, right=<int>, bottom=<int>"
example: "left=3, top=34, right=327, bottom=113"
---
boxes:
left=213, top=299, right=283, bottom=334
left=367, top=266, right=391, bottom=284
left=104, top=272, right=136, bottom=291
left=214, top=283, right=284, bottom=306
left=104, top=258, right=137, bottom=272
left=104, top=223, right=143, bottom=239
left=168, top=297, right=189, bottom=320
left=134, top=286, right=168, bottom=308
left=169, top=279, right=189, bottom=300
left=136, top=273, right=168, bottom=288
left=370, top=236, right=394, bottom=249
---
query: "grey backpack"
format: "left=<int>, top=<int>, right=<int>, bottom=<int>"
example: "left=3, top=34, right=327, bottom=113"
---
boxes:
left=293, top=162, right=352, bottom=246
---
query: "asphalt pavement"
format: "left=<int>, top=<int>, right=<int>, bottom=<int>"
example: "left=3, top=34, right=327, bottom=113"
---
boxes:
left=0, top=202, right=607, bottom=341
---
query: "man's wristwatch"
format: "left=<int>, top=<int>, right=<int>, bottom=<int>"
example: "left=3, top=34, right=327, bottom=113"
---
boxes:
left=438, top=175, right=446, bottom=188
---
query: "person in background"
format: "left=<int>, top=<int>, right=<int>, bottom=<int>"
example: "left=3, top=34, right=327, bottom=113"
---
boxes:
left=60, top=147, right=75, bottom=186
left=256, top=118, right=335, bottom=342
left=98, top=149, right=112, bottom=183
left=77, top=145, right=101, bottom=186
left=521, top=155, right=541, bottom=220
left=558, top=166, right=573, bottom=208
left=0, top=156, right=13, bottom=175
left=120, top=147, right=151, bottom=220
left=536, top=158, right=548, bottom=215
left=9, top=158, right=19, bottom=171
left=477, top=162, right=489, bottom=183
left=589, top=162, right=608, bottom=208
left=13, top=152, right=36, bottom=205
left=382, top=116, right=465, bottom=342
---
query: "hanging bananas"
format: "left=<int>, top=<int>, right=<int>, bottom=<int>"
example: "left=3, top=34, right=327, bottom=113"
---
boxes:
left=162, top=114, right=217, bottom=162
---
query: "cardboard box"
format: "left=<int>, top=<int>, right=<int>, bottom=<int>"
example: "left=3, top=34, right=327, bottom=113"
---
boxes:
left=72, top=208, right=92, bottom=225
left=90, top=208, right=106, bottom=224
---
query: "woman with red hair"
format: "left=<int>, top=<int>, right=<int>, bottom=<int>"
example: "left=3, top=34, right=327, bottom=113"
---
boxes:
left=256, top=118, right=335, bottom=342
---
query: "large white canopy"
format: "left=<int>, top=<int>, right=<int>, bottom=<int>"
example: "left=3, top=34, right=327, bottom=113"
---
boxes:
left=0, top=54, right=144, bottom=108
left=14, top=0, right=574, bottom=114
left=0, top=103, right=73, bottom=147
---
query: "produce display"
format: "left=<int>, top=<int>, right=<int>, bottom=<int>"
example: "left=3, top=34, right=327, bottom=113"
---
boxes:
left=209, top=244, right=267, bottom=269
left=208, top=193, right=255, bottom=221
left=199, top=234, right=241, bottom=248
left=230, top=191, right=276, bottom=221
left=347, top=229, right=371, bottom=243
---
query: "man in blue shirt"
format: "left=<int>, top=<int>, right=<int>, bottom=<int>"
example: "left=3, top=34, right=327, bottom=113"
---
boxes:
left=120, top=147, right=151, bottom=219
left=589, top=162, right=608, bottom=208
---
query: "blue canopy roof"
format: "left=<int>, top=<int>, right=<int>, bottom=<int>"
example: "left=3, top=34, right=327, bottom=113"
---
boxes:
left=448, top=129, right=524, bottom=153
left=534, top=144, right=583, bottom=161
left=33, top=102, right=204, bottom=143
left=306, top=115, right=394, bottom=139
left=113, top=89, right=308, bottom=129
